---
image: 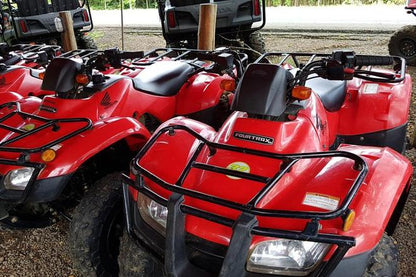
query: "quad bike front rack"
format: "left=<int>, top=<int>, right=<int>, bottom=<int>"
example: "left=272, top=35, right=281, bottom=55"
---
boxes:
left=0, top=101, right=92, bottom=154
left=133, top=48, right=246, bottom=68
left=0, top=101, right=91, bottom=202
left=123, top=124, right=369, bottom=277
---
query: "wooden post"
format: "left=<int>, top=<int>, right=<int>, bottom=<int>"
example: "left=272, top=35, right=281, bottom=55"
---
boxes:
left=197, top=4, right=217, bottom=50
left=59, top=11, right=77, bottom=51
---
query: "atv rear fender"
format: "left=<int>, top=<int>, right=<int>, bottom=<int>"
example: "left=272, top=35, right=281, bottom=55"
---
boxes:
left=175, top=74, right=232, bottom=115
left=337, top=74, right=412, bottom=135
left=0, top=67, right=48, bottom=97
left=338, top=144, right=412, bottom=256
left=37, top=117, right=151, bottom=179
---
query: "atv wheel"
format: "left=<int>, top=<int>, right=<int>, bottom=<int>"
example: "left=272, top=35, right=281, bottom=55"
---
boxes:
left=118, top=231, right=162, bottom=276
left=363, top=234, right=399, bottom=277
left=77, top=34, right=97, bottom=49
left=245, top=31, right=266, bottom=54
left=389, top=25, right=416, bottom=65
left=69, top=172, right=124, bottom=276
left=243, top=31, right=266, bottom=62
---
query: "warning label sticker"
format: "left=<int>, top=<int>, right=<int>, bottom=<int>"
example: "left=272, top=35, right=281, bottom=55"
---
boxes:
left=302, top=193, right=340, bottom=211
left=362, top=83, right=379, bottom=94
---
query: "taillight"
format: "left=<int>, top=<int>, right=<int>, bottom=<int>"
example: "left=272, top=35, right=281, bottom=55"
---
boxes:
left=83, top=10, right=90, bottom=22
left=19, top=20, right=28, bottom=33
left=167, top=10, right=176, bottom=28
left=253, top=0, right=261, bottom=16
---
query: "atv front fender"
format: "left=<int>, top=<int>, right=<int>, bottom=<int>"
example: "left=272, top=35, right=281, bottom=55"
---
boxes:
left=38, top=117, right=151, bottom=179
left=0, top=118, right=150, bottom=204
left=338, top=144, right=412, bottom=257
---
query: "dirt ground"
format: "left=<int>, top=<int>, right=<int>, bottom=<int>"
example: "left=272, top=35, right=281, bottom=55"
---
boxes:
left=0, top=27, right=415, bottom=276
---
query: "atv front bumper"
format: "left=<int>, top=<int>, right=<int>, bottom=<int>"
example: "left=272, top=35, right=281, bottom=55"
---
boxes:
left=122, top=178, right=371, bottom=277
left=0, top=174, right=71, bottom=203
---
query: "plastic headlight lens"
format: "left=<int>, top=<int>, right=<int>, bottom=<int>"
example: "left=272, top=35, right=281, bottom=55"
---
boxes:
left=137, top=193, right=168, bottom=235
left=4, top=167, right=35, bottom=191
left=247, top=239, right=330, bottom=276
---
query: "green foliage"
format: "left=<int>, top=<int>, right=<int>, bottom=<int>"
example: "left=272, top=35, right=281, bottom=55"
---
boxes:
left=90, top=0, right=405, bottom=9
left=90, top=0, right=157, bottom=9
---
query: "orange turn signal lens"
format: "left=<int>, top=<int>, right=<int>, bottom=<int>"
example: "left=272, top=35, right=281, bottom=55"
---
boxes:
left=292, top=86, right=312, bottom=100
left=75, top=74, right=90, bottom=85
left=342, top=210, right=355, bottom=232
left=220, top=79, right=236, bottom=92
left=41, top=149, right=56, bottom=163
left=38, top=72, right=45, bottom=80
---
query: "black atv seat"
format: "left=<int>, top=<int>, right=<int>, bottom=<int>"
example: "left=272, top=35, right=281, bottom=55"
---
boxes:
left=15, top=0, right=49, bottom=16
left=132, top=61, right=194, bottom=96
left=305, top=78, right=346, bottom=112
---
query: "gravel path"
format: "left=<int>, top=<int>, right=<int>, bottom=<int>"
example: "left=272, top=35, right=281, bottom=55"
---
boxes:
left=0, top=27, right=415, bottom=276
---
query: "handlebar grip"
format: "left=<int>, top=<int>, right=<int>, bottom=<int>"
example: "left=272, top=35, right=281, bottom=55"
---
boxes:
left=355, top=55, right=394, bottom=66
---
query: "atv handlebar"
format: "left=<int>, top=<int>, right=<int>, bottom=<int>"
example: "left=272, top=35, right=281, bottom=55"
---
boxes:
left=296, top=51, right=406, bottom=85
left=253, top=51, right=407, bottom=93
left=354, top=55, right=395, bottom=66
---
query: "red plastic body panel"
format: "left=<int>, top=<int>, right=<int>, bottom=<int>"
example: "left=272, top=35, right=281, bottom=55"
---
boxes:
left=337, top=74, right=412, bottom=135
left=406, top=0, right=416, bottom=9
left=37, top=118, right=150, bottom=178
left=0, top=67, right=52, bottom=98
left=176, top=73, right=233, bottom=115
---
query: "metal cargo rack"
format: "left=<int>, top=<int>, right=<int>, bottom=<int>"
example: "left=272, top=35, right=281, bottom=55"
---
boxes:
left=0, top=101, right=92, bottom=156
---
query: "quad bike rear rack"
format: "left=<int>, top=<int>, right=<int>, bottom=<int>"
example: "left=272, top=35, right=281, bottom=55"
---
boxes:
left=59, top=48, right=98, bottom=59
left=123, top=124, right=369, bottom=277
left=134, top=47, right=246, bottom=68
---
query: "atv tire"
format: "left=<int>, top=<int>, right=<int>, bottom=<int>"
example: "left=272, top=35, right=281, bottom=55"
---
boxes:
left=389, top=25, right=416, bottom=65
left=245, top=31, right=266, bottom=54
left=118, top=231, right=162, bottom=276
left=69, top=172, right=124, bottom=276
left=243, top=31, right=265, bottom=62
left=76, top=34, right=97, bottom=49
left=363, top=234, right=399, bottom=277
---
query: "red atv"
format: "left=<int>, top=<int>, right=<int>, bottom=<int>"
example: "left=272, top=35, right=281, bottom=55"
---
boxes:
left=0, top=48, right=244, bottom=275
left=389, top=0, right=416, bottom=65
left=0, top=47, right=145, bottom=104
left=120, top=50, right=412, bottom=276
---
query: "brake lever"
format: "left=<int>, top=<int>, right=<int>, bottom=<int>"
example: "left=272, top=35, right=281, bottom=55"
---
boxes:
left=354, top=69, right=396, bottom=80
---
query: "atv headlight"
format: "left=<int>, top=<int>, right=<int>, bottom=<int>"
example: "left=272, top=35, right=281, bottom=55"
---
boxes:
left=137, top=193, right=168, bottom=235
left=4, top=167, right=35, bottom=191
left=247, top=239, right=330, bottom=276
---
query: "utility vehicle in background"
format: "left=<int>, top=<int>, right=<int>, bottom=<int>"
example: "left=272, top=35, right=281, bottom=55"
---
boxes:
left=157, top=0, right=266, bottom=56
left=120, top=51, right=412, bottom=276
left=389, top=0, right=416, bottom=65
left=0, top=47, right=245, bottom=276
left=0, top=0, right=96, bottom=49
